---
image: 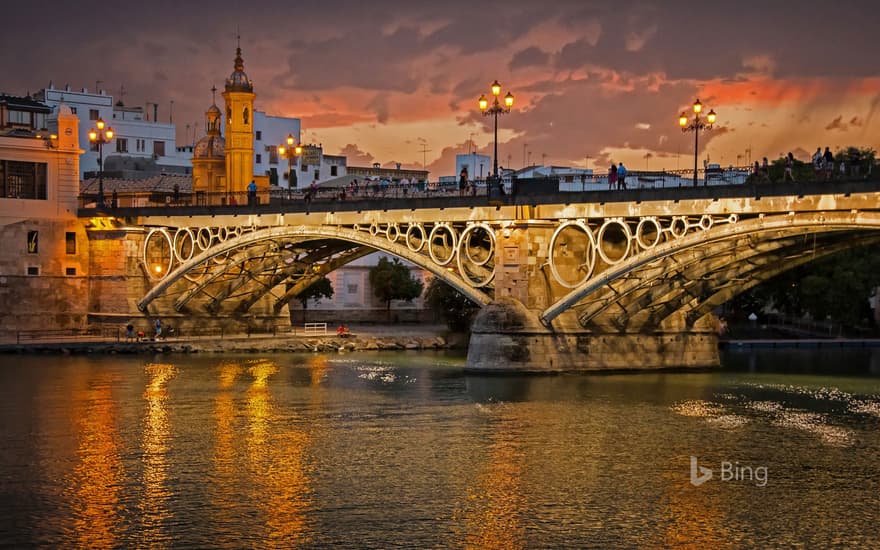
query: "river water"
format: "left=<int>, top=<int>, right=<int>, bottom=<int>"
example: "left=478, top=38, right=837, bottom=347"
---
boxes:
left=0, top=348, right=878, bottom=548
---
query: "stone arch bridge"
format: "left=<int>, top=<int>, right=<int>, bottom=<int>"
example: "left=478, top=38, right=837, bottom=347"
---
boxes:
left=82, top=180, right=880, bottom=371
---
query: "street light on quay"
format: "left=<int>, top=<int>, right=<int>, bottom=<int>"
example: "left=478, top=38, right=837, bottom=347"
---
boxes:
left=478, top=80, right=514, bottom=179
left=88, top=118, right=114, bottom=207
left=277, top=133, right=303, bottom=189
left=678, top=98, right=717, bottom=187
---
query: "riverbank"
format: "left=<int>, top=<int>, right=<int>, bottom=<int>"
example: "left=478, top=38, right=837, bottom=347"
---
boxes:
left=0, top=326, right=468, bottom=355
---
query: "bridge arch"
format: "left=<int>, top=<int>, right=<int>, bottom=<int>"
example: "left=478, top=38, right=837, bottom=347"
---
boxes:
left=540, top=210, right=880, bottom=328
left=137, top=224, right=492, bottom=312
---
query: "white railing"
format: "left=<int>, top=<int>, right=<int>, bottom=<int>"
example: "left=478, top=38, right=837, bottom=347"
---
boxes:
left=303, top=322, right=327, bottom=336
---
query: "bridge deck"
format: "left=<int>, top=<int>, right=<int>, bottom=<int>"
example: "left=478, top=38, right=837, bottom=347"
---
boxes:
left=79, top=179, right=880, bottom=221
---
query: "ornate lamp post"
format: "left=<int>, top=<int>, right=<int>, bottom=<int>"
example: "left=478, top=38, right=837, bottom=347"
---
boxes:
left=88, top=118, right=114, bottom=206
left=277, top=133, right=302, bottom=189
left=478, top=80, right=514, bottom=179
left=678, top=98, right=717, bottom=186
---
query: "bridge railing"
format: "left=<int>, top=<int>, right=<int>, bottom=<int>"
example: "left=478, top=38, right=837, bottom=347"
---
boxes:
left=77, top=163, right=877, bottom=211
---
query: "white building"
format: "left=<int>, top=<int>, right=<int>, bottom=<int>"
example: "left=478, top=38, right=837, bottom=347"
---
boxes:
left=253, top=111, right=301, bottom=187
left=34, top=84, right=188, bottom=177
left=291, top=252, right=432, bottom=323
left=456, top=153, right=492, bottom=181
left=33, top=84, right=347, bottom=185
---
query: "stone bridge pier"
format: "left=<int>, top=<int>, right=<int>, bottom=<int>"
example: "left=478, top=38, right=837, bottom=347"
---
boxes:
left=466, top=221, right=719, bottom=372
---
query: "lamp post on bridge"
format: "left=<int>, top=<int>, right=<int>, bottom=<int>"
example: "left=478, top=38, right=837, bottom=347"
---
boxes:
left=87, top=118, right=115, bottom=207
left=278, top=133, right=302, bottom=190
left=678, top=98, right=717, bottom=187
left=478, top=80, right=514, bottom=179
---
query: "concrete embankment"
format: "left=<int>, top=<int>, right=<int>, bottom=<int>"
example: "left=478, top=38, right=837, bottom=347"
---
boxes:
left=0, top=333, right=467, bottom=355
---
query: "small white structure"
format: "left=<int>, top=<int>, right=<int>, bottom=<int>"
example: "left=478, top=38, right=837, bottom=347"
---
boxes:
left=456, top=153, right=491, bottom=181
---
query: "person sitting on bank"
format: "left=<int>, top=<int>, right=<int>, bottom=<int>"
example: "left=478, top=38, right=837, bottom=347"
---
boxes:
left=337, top=324, right=351, bottom=337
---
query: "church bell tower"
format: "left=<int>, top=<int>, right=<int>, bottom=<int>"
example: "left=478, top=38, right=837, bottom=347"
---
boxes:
left=222, top=44, right=255, bottom=194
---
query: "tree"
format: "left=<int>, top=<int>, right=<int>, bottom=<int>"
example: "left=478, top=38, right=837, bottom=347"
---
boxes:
left=730, top=244, right=880, bottom=328
left=368, top=256, right=424, bottom=321
left=291, top=276, right=333, bottom=323
left=425, top=278, right=480, bottom=332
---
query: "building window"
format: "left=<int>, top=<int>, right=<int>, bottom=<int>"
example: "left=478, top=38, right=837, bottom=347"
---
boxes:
left=256, top=154, right=262, bottom=164
left=70, top=107, right=77, bottom=114
left=65, top=232, right=76, bottom=254
left=65, top=267, right=77, bottom=276
left=347, top=284, right=358, bottom=294
left=153, top=141, right=165, bottom=157
left=26, top=266, right=39, bottom=276
left=269, top=146, right=278, bottom=165
left=1, top=161, right=48, bottom=200
left=314, top=170, right=320, bottom=181
left=116, top=138, right=128, bottom=153
left=89, top=109, right=99, bottom=120
left=301, top=164, right=308, bottom=172
left=330, top=165, right=338, bottom=177
left=27, top=230, right=38, bottom=253
left=255, top=130, right=262, bottom=140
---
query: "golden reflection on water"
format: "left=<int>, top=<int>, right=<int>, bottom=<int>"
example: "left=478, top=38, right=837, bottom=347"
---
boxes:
left=71, top=371, right=123, bottom=550
left=658, top=470, right=732, bottom=549
left=307, top=355, right=328, bottom=387
left=213, top=361, right=242, bottom=483
left=458, top=414, right=526, bottom=550
left=139, top=363, right=177, bottom=542
left=210, top=358, right=320, bottom=544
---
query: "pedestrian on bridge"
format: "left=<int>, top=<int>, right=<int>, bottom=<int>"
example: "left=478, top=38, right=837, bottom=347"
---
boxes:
left=247, top=180, right=257, bottom=206
left=459, top=167, right=468, bottom=197
left=608, top=164, right=618, bottom=190
left=784, top=152, right=796, bottom=182
left=617, top=162, right=627, bottom=190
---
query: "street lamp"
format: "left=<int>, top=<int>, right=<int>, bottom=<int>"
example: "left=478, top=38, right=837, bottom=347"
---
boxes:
left=678, top=98, right=717, bottom=186
left=478, top=80, right=514, bottom=178
left=88, top=118, right=114, bottom=206
left=277, top=133, right=303, bottom=189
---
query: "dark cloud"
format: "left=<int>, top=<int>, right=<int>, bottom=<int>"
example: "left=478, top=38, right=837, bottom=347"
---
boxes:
left=2, top=0, right=878, bottom=174
left=509, top=47, right=550, bottom=71
left=825, top=116, right=846, bottom=131
left=338, top=144, right=374, bottom=165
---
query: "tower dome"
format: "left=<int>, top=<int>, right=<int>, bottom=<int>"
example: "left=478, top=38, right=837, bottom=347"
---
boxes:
left=193, top=94, right=225, bottom=159
left=225, top=47, right=253, bottom=92
left=193, top=134, right=225, bottom=159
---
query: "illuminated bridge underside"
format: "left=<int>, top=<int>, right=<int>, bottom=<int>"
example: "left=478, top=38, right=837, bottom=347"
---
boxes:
left=138, top=223, right=495, bottom=315
left=540, top=210, right=880, bottom=332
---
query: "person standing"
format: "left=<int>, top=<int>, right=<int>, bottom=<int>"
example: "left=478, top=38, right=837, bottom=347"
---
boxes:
left=617, top=162, right=627, bottom=190
left=247, top=180, right=257, bottom=206
left=812, top=147, right=823, bottom=179
left=459, top=167, right=468, bottom=197
left=608, top=164, right=618, bottom=190
left=154, top=318, right=162, bottom=339
left=783, top=152, right=796, bottom=182
left=823, top=147, right=834, bottom=180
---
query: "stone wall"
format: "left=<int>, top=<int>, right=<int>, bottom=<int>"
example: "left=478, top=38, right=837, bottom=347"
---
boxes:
left=0, top=219, right=90, bottom=335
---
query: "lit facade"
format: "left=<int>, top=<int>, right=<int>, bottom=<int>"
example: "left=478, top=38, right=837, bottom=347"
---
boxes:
left=221, top=47, right=256, bottom=195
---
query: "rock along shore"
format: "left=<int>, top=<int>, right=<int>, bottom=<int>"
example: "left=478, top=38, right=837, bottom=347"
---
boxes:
left=0, top=333, right=468, bottom=355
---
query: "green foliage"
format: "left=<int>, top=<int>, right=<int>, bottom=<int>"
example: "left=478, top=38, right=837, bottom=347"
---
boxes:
left=297, top=276, right=334, bottom=309
left=425, top=278, right=480, bottom=332
left=368, top=256, right=424, bottom=313
left=732, top=244, right=880, bottom=327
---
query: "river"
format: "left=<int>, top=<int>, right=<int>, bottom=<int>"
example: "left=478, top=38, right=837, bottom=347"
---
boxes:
left=0, top=348, right=878, bottom=548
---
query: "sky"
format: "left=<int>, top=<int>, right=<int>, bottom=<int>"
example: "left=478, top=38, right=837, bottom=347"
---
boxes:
left=3, top=0, right=879, bottom=177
